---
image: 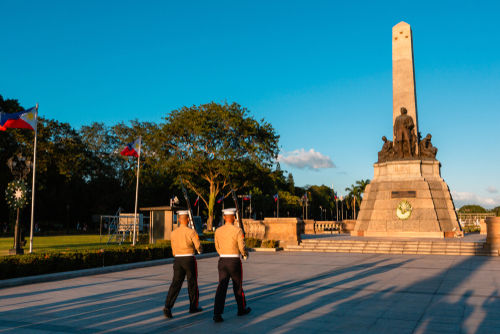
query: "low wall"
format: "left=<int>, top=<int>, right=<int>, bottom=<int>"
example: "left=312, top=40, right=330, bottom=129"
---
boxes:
left=303, top=220, right=316, bottom=234
left=242, top=219, right=266, bottom=239
left=486, top=217, right=500, bottom=251
left=263, top=218, right=302, bottom=246
left=242, top=218, right=302, bottom=246
left=343, top=220, right=356, bottom=233
left=480, top=220, right=487, bottom=235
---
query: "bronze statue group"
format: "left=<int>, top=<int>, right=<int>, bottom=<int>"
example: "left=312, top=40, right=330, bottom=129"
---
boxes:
left=163, top=208, right=251, bottom=323
left=378, top=107, right=438, bottom=163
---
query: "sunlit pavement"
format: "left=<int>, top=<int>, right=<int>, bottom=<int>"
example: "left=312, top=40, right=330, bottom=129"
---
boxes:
left=1, top=252, right=500, bottom=333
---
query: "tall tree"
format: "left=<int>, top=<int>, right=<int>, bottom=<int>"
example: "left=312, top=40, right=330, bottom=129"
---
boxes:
left=287, top=173, right=295, bottom=195
left=157, top=102, right=279, bottom=229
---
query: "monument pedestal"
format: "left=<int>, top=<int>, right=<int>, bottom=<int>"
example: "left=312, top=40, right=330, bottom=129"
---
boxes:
left=353, top=160, right=461, bottom=238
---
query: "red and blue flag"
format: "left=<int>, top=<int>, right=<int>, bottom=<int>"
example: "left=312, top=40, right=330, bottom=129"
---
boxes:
left=120, top=138, right=141, bottom=157
left=0, top=106, right=37, bottom=131
left=217, top=195, right=224, bottom=204
left=273, top=193, right=279, bottom=202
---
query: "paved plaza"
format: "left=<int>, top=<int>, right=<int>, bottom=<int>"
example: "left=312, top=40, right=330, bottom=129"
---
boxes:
left=1, top=252, right=500, bottom=333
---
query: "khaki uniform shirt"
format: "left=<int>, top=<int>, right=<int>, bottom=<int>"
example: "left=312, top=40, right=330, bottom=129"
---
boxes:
left=171, top=225, right=202, bottom=256
left=215, top=224, right=246, bottom=256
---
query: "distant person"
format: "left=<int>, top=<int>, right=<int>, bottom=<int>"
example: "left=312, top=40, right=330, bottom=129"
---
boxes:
left=163, top=210, right=203, bottom=319
left=213, top=208, right=251, bottom=323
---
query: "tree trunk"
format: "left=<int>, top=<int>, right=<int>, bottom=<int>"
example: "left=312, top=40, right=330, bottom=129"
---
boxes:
left=206, top=183, right=216, bottom=231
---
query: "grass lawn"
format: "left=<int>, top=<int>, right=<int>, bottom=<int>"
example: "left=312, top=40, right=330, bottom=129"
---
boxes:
left=0, top=234, right=132, bottom=256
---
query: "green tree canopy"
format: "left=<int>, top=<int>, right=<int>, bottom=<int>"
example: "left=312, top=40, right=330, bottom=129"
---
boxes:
left=458, top=205, right=487, bottom=213
left=156, top=102, right=279, bottom=229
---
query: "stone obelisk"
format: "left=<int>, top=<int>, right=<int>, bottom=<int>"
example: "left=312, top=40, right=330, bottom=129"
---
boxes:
left=352, top=22, right=461, bottom=239
left=392, top=21, right=418, bottom=143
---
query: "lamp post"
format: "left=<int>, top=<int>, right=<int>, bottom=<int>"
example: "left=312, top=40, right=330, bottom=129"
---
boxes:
left=336, top=199, right=339, bottom=221
left=6, top=154, right=32, bottom=255
left=340, top=196, right=344, bottom=221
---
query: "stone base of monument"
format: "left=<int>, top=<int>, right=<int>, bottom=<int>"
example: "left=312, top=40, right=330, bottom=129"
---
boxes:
left=243, top=218, right=302, bottom=246
left=353, top=159, right=462, bottom=238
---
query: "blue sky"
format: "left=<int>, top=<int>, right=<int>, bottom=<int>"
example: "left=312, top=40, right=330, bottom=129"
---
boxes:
left=1, top=1, right=499, bottom=208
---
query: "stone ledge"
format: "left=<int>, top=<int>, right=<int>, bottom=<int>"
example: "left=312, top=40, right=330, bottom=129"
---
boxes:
left=249, top=247, right=283, bottom=252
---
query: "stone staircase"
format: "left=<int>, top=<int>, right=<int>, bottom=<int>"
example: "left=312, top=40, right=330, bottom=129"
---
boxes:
left=285, top=239, right=499, bottom=256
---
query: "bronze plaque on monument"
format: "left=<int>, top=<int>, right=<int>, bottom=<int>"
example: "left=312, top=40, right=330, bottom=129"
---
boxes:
left=391, top=191, right=416, bottom=198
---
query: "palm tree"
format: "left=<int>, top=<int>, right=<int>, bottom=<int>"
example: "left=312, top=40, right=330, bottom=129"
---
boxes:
left=355, top=179, right=371, bottom=206
left=355, top=179, right=371, bottom=194
left=345, top=184, right=359, bottom=219
left=345, top=179, right=371, bottom=219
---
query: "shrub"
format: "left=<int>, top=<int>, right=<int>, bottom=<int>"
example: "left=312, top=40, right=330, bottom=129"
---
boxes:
left=245, top=237, right=261, bottom=248
left=261, top=240, right=279, bottom=248
left=0, top=241, right=215, bottom=280
left=200, top=231, right=215, bottom=241
left=463, top=225, right=481, bottom=233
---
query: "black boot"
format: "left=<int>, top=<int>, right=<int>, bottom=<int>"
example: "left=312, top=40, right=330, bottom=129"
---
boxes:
left=190, top=307, right=203, bottom=314
left=163, top=307, right=173, bottom=319
left=237, top=307, right=251, bottom=316
left=213, top=314, right=224, bottom=322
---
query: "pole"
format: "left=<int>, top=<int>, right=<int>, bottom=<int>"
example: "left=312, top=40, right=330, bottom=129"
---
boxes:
left=29, top=104, right=38, bottom=253
left=336, top=200, right=339, bottom=221
left=354, top=198, right=356, bottom=220
left=132, top=136, right=141, bottom=246
left=14, top=208, right=20, bottom=251
left=276, top=196, right=279, bottom=218
left=241, top=197, right=244, bottom=219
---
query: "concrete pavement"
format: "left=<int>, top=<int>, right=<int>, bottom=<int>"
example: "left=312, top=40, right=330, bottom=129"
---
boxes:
left=1, top=252, right=500, bottom=333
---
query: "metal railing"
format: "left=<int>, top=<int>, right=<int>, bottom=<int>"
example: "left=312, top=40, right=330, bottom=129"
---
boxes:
left=314, top=221, right=343, bottom=234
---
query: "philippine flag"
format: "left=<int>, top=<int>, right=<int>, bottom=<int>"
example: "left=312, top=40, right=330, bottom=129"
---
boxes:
left=0, top=106, right=38, bottom=131
left=273, top=193, right=279, bottom=202
left=194, top=196, right=199, bottom=207
left=217, top=196, right=224, bottom=204
left=120, top=138, right=141, bottom=157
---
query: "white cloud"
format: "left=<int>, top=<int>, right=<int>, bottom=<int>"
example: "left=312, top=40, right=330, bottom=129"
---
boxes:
left=486, top=186, right=498, bottom=194
left=278, top=148, right=335, bottom=171
left=451, top=191, right=500, bottom=209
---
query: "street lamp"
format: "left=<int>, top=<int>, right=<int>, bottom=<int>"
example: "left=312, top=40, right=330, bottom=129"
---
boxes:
left=6, top=153, right=32, bottom=255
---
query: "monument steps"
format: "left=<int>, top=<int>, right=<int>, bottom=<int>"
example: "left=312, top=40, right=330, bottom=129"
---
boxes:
left=284, top=239, right=498, bottom=256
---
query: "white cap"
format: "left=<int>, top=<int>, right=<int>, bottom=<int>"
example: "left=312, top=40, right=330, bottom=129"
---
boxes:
left=222, top=208, right=237, bottom=216
left=177, top=210, right=189, bottom=216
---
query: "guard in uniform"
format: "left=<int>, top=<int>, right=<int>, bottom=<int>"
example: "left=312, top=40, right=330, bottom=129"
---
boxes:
left=213, top=208, right=251, bottom=323
left=163, top=210, right=203, bottom=318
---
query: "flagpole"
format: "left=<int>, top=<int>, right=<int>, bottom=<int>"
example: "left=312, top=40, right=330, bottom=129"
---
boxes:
left=277, top=196, right=279, bottom=218
left=133, top=136, right=141, bottom=246
left=29, top=104, right=38, bottom=253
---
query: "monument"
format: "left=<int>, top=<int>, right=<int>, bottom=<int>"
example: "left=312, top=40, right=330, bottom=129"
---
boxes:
left=353, top=22, right=461, bottom=238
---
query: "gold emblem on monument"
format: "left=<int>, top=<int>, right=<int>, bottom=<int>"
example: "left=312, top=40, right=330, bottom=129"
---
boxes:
left=396, top=200, right=412, bottom=220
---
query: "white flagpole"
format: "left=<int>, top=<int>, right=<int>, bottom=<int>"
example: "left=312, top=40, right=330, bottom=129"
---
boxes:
left=132, top=136, right=141, bottom=246
left=29, top=104, right=39, bottom=253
